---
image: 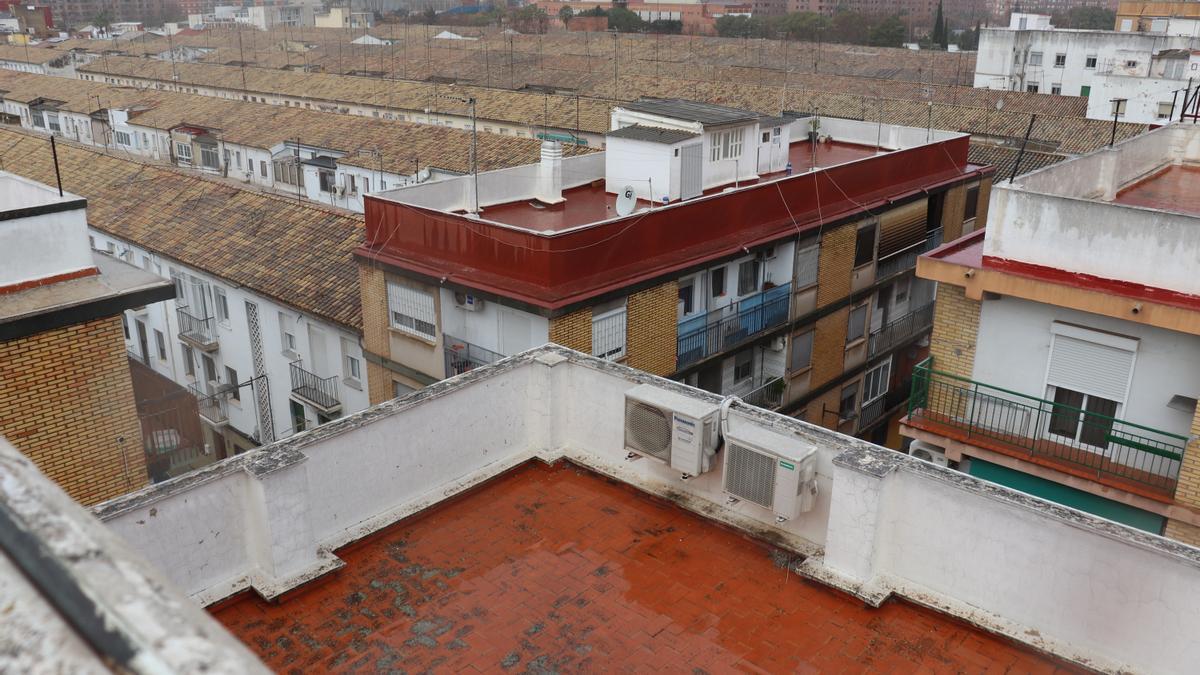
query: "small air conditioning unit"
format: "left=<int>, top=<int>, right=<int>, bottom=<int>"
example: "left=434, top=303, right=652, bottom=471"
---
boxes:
left=624, top=384, right=719, bottom=476
left=722, top=423, right=818, bottom=521
left=768, top=336, right=785, bottom=352
left=453, top=292, right=484, bottom=311
left=909, top=441, right=949, bottom=467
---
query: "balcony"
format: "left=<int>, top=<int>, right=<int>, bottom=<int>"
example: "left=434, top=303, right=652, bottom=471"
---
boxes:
left=743, top=376, right=785, bottom=411
left=677, top=283, right=791, bottom=369
left=188, top=383, right=228, bottom=427
left=905, top=357, right=1189, bottom=497
left=876, top=228, right=943, bottom=281
left=868, top=302, right=934, bottom=359
left=443, top=335, right=504, bottom=378
left=289, top=360, right=341, bottom=413
left=177, top=308, right=219, bottom=351
left=857, top=379, right=911, bottom=434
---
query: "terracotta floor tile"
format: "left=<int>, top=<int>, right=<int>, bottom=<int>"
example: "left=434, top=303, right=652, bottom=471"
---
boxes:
left=213, top=462, right=1081, bottom=673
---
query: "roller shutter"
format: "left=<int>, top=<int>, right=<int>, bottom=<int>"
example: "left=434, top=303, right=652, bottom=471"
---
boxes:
left=1046, top=331, right=1136, bottom=402
left=877, top=199, right=929, bottom=257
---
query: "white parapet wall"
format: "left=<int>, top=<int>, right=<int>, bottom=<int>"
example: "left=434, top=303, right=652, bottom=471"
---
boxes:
left=92, top=346, right=1200, bottom=673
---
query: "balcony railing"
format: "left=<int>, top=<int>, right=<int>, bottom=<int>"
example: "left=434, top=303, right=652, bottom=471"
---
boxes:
left=444, top=335, right=505, bottom=377
left=677, top=283, right=791, bottom=369
left=188, top=383, right=228, bottom=426
left=744, top=376, right=785, bottom=410
left=177, top=308, right=219, bottom=350
left=290, top=361, right=340, bottom=412
left=868, top=302, right=934, bottom=359
left=906, top=357, right=1189, bottom=494
left=876, top=228, right=943, bottom=280
left=857, top=379, right=911, bottom=433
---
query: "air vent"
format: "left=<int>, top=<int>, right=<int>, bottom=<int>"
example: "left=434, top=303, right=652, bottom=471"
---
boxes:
left=624, top=399, right=671, bottom=461
left=725, top=441, right=776, bottom=509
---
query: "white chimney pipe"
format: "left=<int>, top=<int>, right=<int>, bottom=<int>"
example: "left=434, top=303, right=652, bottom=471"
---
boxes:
left=537, top=140, right=564, bottom=205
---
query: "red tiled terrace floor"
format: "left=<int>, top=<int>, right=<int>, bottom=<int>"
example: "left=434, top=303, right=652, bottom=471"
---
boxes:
left=213, top=462, right=1079, bottom=673
left=1113, top=164, right=1200, bottom=217
left=480, top=140, right=883, bottom=232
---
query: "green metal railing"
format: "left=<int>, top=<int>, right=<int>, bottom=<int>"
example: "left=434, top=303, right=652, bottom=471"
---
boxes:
left=907, top=357, right=1188, bottom=492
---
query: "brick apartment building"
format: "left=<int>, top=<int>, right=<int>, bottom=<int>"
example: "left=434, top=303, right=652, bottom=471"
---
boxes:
left=0, top=171, right=173, bottom=504
left=357, top=99, right=990, bottom=442
left=902, top=123, right=1200, bottom=544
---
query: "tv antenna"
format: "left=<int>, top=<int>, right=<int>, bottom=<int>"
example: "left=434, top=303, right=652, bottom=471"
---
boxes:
left=615, top=185, right=637, bottom=217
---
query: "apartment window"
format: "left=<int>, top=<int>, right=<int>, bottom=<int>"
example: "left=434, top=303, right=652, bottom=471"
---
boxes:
left=386, top=280, right=436, bottom=340
left=1051, top=85, right=1061, bottom=95
left=1085, top=55, right=1097, bottom=69
left=279, top=311, right=298, bottom=354
left=847, top=303, right=868, bottom=343
left=214, top=287, right=230, bottom=325
left=1164, top=59, right=1186, bottom=80
left=709, top=129, right=743, bottom=162
left=853, top=224, right=876, bottom=267
left=341, top=337, right=361, bottom=382
left=964, top=185, right=980, bottom=221
left=170, top=269, right=186, bottom=304
left=154, top=329, right=166, bottom=360
left=710, top=267, right=726, bottom=297
left=1026, top=84, right=1039, bottom=94
left=1112, top=99, right=1127, bottom=116
left=114, top=130, right=132, bottom=146
left=363, top=177, right=370, bottom=193
left=1125, top=60, right=1138, bottom=69
left=839, top=382, right=859, bottom=420
left=235, top=150, right=241, bottom=167
left=318, top=169, right=336, bottom=193
left=790, top=330, right=813, bottom=371
left=1013, top=52, right=1020, bottom=65
left=348, top=174, right=358, bottom=194
left=182, top=344, right=195, bottom=376
left=862, top=358, right=891, bottom=404
left=737, top=259, right=760, bottom=296
left=89, top=235, right=95, bottom=249
left=733, top=349, right=753, bottom=383
left=678, top=281, right=694, bottom=315
left=31, top=108, right=45, bottom=128
left=202, top=354, right=217, bottom=384
left=199, top=144, right=219, bottom=169
left=1028, top=52, right=1042, bottom=66
left=393, top=381, right=414, bottom=398
left=291, top=400, right=307, bottom=433
left=780, top=243, right=813, bottom=291
left=175, top=142, right=192, bottom=162
left=1081, top=85, right=1091, bottom=97
left=259, top=160, right=267, bottom=177
left=225, top=366, right=240, bottom=401
left=1044, top=323, right=1136, bottom=449
left=122, top=315, right=130, bottom=340
left=1053, top=53, right=1066, bottom=67
left=1158, top=102, right=1174, bottom=119
left=140, top=255, right=151, bottom=270
left=592, top=298, right=628, bottom=360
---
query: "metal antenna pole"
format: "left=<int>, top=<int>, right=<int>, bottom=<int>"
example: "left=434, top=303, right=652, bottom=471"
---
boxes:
left=471, top=98, right=478, bottom=214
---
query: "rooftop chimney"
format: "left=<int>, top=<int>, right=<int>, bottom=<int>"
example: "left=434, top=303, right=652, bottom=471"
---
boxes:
left=536, top=140, right=564, bottom=206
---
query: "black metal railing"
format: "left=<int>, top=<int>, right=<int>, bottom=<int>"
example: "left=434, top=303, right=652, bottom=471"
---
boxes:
left=876, top=228, right=943, bottom=280
left=177, top=308, right=218, bottom=347
left=443, top=335, right=505, bottom=377
left=868, top=302, right=934, bottom=358
left=290, top=361, right=340, bottom=410
left=744, top=376, right=785, bottom=410
left=907, top=357, right=1189, bottom=493
left=677, top=283, right=791, bottom=368
left=857, top=380, right=911, bottom=433
left=188, top=383, right=227, bottom=425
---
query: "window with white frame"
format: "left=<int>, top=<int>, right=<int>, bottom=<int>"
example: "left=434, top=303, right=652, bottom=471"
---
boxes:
left=1054, top=53, right=1066, bottom=67
left=214, top=286, right=230, bottom=325
left=592, top=297, right=627, bottom=360
left=175, top=142, right=192, bottom=162
left=279, top=311, right=298, bottom=354
left=847, top=303, right=868, bottom=343
left=1158, top=102, right=1174, bottom=119
left=199, top=144, right=219, bottom=169
left=155, top=329, right=166, bottom=360
left=1043, top=323, right=1137, bottom=450
left=862, top=358, right=891, bottom=404
left=790, top=330, right=813, bottom=372
left=341, top=337, right=361, bottom=382
left=737, top=259, right=760, bottom=296
left=114, top=130, right=132, bottom=146
left=733, top=349, right=753, bottom=383
left=1029, top=52, right=1043, bottom=66
left=709, top=128, right=743, bottom=162
left=386, top=280, right=437, bottom=340
left=1085, top=55, right=1097, bottom=68
left=795, top=241, right=819, bottom=288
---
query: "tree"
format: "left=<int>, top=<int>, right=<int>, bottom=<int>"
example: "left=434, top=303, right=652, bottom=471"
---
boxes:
left=607, top=6, right=646, bottom=32
left=931, top=0, right=947, bottom=49
left=869, top=15, right=906, bottom=47
left=1052, top=7, right=1115, bottom=29
left=558, top=5, right=574, bottom=25
left=957, top=21, right=980, bottom=50
left=715, top=15, right=765, bottom=38
left=648, top=19, right=682, bottom=34
left=92, top=10, right=113, bottom=28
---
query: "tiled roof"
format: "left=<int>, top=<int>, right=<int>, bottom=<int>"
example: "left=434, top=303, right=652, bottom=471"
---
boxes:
left=0, top=70, right=593, bottom=175
left=966, top=142, right=1069, bottom=179
left=622, top=97, right=760, bottom=125
left=606, top=124, right=699, bottom=144
left=0, top=126, right=364, bottom=331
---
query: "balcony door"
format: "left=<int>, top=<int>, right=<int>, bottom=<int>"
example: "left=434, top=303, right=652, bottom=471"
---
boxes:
left=1046, top=386, right=1119, bottom=450
left=1041, top=323, right=1137, bottom=454
left=307, top=325, right=328, bottom=378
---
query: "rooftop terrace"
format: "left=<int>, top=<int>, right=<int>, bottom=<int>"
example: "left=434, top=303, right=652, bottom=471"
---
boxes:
left=1113, top=164, right=1200, bottom=217
left=213, top=461, right=1071, bottom=672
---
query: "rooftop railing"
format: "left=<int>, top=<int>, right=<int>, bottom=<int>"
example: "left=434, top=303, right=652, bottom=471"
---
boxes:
left=876, top=228, right=943, bottom=281
left=188, top=383, right=227, bottom=426
left=906, top=357, right=1189, bottom=494
left=289, top=361, right=340, bottom=412
left=677, top=283, right=791, bottom=369
left=743, top=376, right=785, bottom=411
left=443, top=335, right=505, bottom=377
left=177, top=308, right=218, bottom=350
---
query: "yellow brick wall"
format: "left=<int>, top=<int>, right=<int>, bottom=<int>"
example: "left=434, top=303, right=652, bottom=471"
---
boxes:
left=816, top=223, right=857, bottom=308
left=929, top=284, right=980, bottom=379
left=975, top=176, right=994, bottom=231
left=940, top=184, right=967, bottom=242
left=1167, top=403, right=1200, bottom=544
left=357, top=262, right=396, bottom=406
left=549, top=306, right=592, bottom=355
left=625, top=281, right=678, bottom=377
left=0, top=315, right=146, bottom=505
left=810, top=309, right=848, bottom=388
left=1163, top=519, right=1200, bottom=547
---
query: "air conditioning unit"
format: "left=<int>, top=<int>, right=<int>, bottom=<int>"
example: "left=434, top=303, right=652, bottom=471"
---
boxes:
left=909, top=441, right=949, bottom=467
left=722, top=423, right=818, bottom=521
left=768, top=336, right=785, bottom=351
left=453, top=292, right=484, bottom=311
left=624, top=384, right=719, bottom=476
left=335, top=184, right=347, bottom=197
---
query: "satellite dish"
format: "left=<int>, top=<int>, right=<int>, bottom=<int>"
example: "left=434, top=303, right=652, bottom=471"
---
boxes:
left=615, top=185, right=636, bottom=217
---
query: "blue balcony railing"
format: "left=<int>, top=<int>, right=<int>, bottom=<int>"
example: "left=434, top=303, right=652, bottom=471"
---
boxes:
left=677, top=283, right=791, bottom=369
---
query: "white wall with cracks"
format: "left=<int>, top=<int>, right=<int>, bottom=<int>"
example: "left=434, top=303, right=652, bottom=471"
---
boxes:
left=91, top=345, right=1200, bottom=674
